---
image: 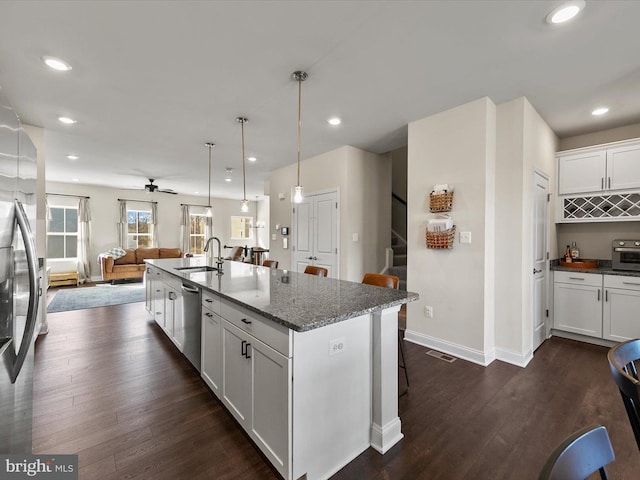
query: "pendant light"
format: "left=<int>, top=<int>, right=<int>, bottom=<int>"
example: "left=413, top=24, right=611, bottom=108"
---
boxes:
left=204, top=142, right=215, bottom=217
left=292, top=70, right=307, bottom=204
left=236, top=116, right=250, bottom=213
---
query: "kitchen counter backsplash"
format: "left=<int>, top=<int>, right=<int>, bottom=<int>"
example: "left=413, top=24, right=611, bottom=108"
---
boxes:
left=551, top=259, right=640, bottom=277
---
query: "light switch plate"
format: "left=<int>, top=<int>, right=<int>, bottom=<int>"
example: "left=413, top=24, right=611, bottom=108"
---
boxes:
left=272, top=234, right=277, bottom=241
left=460, top=231, right=472, bottom=244
left=352, top=233, right=359, bottom=242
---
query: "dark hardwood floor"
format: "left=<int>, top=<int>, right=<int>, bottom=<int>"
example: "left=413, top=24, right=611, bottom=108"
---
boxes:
left=34, top=302, right=640, bottom=479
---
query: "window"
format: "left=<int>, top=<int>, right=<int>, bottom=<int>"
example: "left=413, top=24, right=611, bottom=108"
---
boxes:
left=127, top=209, right=153, bottom=248
left=47, top=206, right=78, bottom=259
left=230, top=216, right=253, bottom=240
left=189, top=213, right=206, bottom=255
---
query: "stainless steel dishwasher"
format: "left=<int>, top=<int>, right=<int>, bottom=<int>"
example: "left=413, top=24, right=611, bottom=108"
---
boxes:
left=180, top=283, right=202, bottom=372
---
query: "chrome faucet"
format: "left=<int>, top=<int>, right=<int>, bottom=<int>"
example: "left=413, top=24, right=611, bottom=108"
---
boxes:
left=204, top=237, right=224, bottom=271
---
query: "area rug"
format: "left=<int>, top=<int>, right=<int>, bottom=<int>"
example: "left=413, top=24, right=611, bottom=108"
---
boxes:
left=47, top=283, right=146, bottom=313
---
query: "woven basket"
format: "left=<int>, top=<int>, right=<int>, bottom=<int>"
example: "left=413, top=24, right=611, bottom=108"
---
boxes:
left=426, top=225, right=456, bottom=249
left=429, top=191, right=454, bottom=213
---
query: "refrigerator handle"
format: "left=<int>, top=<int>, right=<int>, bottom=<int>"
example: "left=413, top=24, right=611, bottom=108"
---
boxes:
left=10, top=200, right=40, bottom=383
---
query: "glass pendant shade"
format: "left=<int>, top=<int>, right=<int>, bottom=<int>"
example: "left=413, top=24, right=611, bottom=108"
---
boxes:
left=292, top=185, right=304, bottom=204
left=205, top=206, right=213, bottom=217
left=241, top=199, right=249, bottom=213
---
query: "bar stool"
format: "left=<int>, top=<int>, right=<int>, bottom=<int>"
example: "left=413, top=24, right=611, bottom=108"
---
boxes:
left=263, top=259, right=278, bottom=269
left=361, top=273, right=409, bottom=397
left=304, top=265, right=328, bottom=277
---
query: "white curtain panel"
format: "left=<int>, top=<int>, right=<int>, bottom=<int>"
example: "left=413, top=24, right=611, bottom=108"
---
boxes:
left=77, top=197, right=92, bottom=283
left=117, top=200, right=127, bottom=248
left=180, top=204, right=190, bottom=254
left=205, top=214, right=213, bottom=259
left=151, top=202, right=159, bottom=247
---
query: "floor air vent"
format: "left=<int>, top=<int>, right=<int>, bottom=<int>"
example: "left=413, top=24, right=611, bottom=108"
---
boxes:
left=426, top=350, right=457, bottom=363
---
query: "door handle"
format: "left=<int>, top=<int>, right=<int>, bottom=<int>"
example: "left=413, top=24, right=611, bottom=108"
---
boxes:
left=306, top=256, right=314, bottom=260
left=533, top=268, right=542, bottom=274
left=10, top=200, right=39, bottom=383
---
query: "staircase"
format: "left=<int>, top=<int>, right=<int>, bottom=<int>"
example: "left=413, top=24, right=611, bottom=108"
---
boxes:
left=388, top=231, right=407, bottom=290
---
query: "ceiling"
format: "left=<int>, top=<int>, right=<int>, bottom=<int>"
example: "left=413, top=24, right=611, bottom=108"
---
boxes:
left=0, top=1, right=639, bottom=200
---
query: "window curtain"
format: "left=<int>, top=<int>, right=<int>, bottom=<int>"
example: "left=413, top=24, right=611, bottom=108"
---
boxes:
left=117, top=200, right=127, bottom=248
left=180, top=205, right=190, bottom=254
left=151, top=202, right=159, bottom=247
left=77, top=198, right=91, bottom=284
left=205, top=214, right=213, bottom=259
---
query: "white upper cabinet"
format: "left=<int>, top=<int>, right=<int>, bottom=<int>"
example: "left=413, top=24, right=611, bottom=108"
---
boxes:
left=558, top=151, right=606, bottom=195
left=607, top=143, right=640, bottom=191
left=558, top=140, right=640, bottom=195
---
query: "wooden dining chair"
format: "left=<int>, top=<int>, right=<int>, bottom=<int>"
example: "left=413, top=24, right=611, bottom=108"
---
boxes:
left=608, top=339, right=640, bottom=450
left=263, top=259, right=278, bottom=269
left=304, top=265, right=328, bottom=277
left=361, top=272, right=408, bottom=397
left=225, top=246, right=244, bottom=262
left=538, top=425, right=615, bottom=480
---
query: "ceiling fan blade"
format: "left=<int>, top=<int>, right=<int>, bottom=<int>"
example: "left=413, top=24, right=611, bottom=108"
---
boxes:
left=159, top=190, right=178, bottom=195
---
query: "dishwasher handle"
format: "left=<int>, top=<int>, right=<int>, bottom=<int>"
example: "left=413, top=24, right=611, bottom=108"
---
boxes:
left=181, top=284, right=200, bottom=294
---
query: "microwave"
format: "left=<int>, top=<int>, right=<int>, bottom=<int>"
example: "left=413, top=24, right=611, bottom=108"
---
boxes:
left=612, top=239, right=640, bottom=272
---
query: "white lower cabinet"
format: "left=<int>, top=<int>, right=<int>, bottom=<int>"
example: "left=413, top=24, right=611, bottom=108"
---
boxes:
left=201, top=309, right=222, bottom=395
left=553, top=271, right=603, bottom=338
left=603, top=275, right=640, bottom=342
left=554, top=271, right=640, bottom=343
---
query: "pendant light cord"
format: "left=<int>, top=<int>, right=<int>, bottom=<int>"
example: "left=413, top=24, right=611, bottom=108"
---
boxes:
left=297, top=76, right=302, bottom=186
left=208, top=144, right=212, bottom=207
left=241, top=120, right=247, bottom=202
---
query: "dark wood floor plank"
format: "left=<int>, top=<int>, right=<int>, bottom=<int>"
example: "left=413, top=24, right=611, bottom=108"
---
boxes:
left=34, top=301, right=640, bottom=480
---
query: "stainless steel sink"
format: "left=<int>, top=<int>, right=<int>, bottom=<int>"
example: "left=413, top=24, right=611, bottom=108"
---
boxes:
left=175, top=266, right=218, bottom=273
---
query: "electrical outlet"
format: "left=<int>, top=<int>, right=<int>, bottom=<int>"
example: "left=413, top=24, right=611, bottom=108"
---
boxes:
left=424, top=305, right=433, bottom=318
left=460, top=231, right=472, bottom=244
left=329, top=337, right=346, bottom=356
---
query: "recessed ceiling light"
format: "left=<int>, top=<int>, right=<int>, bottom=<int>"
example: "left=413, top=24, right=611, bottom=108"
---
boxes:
left=66, top=154, right=79, bottom=160
left=592, top=107, right=610, bottom=116
left=546, top=1, right=585, bottom=24
left=247, top=156, right=257, bottom=162
left=58, top=116, right=77, bottom=124
left=225, top=178, right=232, bottom=182
left=194, top=191, right=199, bottom=195
left=327, top=117, right=341, bottom=126
left=43, top=56, right=72, bottom=71
left=72, top=178, right=79, bottom=182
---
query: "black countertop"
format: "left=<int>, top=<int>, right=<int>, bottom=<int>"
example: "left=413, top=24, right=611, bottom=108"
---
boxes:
left=146, top=258, right=418, bottom=332
left=550, top=259, right=640, bottom=277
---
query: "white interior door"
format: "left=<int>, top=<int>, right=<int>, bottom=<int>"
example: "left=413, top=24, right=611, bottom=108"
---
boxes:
left=292, top=191, right=338, bottom=278
left=532, top=171, right=549, bottom=351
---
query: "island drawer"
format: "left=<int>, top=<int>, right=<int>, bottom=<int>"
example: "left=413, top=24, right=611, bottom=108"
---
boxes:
left=220, top=299, right=291, bottom=357
left=554, top=271, right=602, bottom=287
left=604, top=274, right=640, bottom=291
left=202, top=290, right=221, bottom=314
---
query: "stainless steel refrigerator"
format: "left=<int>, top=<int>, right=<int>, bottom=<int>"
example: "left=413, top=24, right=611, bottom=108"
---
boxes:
left=0, top=89, right=41, bottom=454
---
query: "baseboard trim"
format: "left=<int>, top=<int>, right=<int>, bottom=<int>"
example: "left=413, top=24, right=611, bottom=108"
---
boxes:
left=495, top=347, right=533, bottom=368
left=404, top=330, right=495, bottom=367
left=550, top=329, right=617, bottom=349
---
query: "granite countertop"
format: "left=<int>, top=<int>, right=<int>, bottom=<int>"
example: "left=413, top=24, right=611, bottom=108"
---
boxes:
left=550, top=259, right=640, bottom=277
left=146, top=258, right=419, bottom=332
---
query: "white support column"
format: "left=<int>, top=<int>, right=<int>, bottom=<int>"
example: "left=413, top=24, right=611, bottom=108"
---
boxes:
left=370, top=305, right=403, bottom=453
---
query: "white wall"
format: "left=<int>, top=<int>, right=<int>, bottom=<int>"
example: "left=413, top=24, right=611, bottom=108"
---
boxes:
left=406, top=97, right=496, bottom=365
left=23, top=125, right=47, bottom=257
left=494, top=98, right=558, bottom=365
left=45, top=181, right=268, bottom=280
left=558, top=121, right=640, bottom=151
left=269, top=145, right=391, bottom=281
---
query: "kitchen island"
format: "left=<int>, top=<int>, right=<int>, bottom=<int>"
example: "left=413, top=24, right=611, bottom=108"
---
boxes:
left=145, top=257, right=418, bottom=480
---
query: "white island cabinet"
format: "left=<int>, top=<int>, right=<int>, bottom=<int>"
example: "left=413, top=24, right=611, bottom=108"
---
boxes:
left=146, top=258, right=417, bottom=480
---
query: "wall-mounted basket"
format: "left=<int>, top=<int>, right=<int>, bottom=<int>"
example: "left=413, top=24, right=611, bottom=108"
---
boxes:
left=429, top=191, right=454, bottom=213
left=426, top=225, right=456, bottom=249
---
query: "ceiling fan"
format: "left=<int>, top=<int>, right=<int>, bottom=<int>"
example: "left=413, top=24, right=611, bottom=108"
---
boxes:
left=138, top=178, right=177, bottom=195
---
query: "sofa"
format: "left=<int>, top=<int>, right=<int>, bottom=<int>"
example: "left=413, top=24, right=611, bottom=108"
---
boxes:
left=100, top=247, right=183, bottom=282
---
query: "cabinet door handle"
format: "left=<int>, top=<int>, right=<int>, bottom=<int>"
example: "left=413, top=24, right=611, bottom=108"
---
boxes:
left=205, top=312, right=213, bottom=317
left=597, top=289, right=601, bottom=301
left=622, top=281, right=640, bottom=286
left=533, top=268, right=542, bottom=274
left=241, top=340, right=247, bottom=357
left=156, top=289, right=162, bottom=292
left=601, top=177, right=604, bottom=190
left=608, top=177, right=611, bottom=189
left=205, top=298, right=213, bottom=303
left=245, top=343, right=252, bottom=359
left=306, top=256, right=314, bottom=260
left=168, top=292, right=176, bottom=301
left=241, top=318, right=252, bottom=325
left=568, top=277, right=584, bottom=280
left=605, top=290, right=608, bottom=302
